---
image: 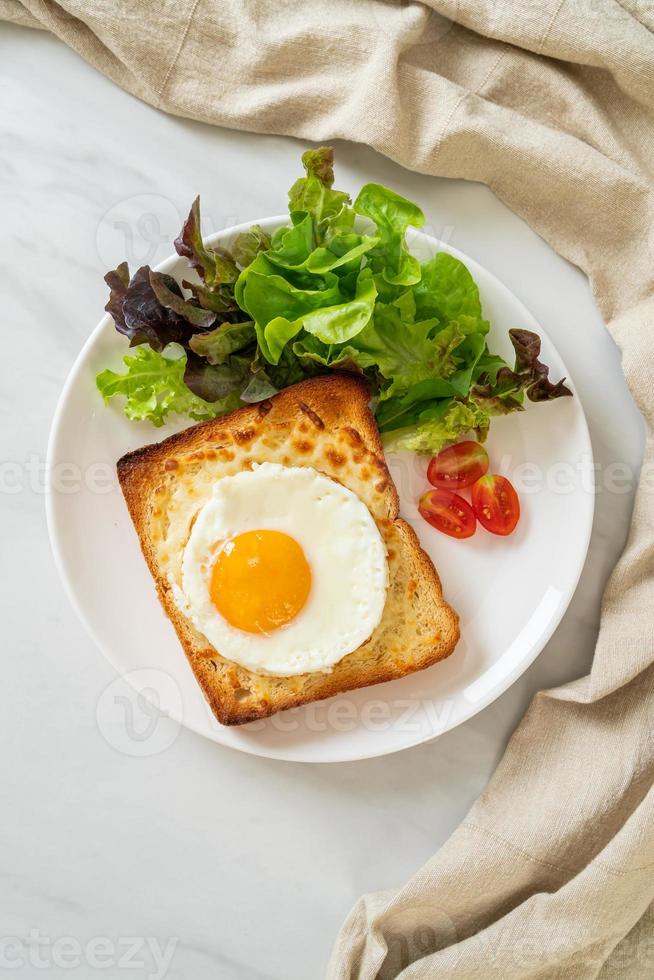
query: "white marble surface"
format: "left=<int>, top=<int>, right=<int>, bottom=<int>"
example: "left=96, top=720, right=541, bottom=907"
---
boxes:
left=0, top=22, right=645, bottom=980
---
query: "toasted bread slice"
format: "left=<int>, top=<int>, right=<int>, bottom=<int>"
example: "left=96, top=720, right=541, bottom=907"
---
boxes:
left=117, top=374, right=459, bottom=725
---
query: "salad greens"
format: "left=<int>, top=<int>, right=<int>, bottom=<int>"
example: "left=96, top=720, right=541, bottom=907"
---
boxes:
left=97, top=147, right=571, bottom=451
left=96, top=345, right=239, bottom=426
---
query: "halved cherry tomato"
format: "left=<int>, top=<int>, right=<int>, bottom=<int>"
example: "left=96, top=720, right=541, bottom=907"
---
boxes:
left=427, top=441, right=489, bottom=490
left=418, top=489, right=477, bottom=539
left=471, top=474, right=520, bottom=536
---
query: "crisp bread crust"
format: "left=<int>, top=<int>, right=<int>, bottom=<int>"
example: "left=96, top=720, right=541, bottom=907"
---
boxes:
left=117, top=374, right=459, bottom=725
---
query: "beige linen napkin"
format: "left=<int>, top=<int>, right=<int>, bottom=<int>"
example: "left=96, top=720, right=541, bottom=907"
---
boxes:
left=6, top=1, right=653, bottom=975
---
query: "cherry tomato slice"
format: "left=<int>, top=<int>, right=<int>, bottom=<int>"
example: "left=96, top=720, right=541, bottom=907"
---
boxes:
left=471, top=474, right=520, bottom=536
left=427, top=441, right=489, bottom=490
left=418, top=489, right=477, bottom=539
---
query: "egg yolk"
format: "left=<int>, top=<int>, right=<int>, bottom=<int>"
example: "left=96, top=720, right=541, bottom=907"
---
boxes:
left=210, top=530, right=312, bottom=635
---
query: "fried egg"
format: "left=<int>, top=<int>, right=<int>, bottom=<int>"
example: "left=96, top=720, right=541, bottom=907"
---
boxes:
left=179, top=462, right=389, bottom=676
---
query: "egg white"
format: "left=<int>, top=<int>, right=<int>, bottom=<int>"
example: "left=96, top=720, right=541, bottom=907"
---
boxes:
left=179, top=462, right=389, bottom=676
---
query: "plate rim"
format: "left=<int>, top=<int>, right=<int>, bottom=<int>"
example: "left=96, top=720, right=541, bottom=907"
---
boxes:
left=46, top=215, right=595, bottom=763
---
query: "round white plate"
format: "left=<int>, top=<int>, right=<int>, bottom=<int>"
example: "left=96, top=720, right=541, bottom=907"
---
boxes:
left=47, top=217, right=593, bottom=763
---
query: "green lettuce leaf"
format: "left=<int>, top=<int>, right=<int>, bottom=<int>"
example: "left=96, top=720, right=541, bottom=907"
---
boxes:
left=354, top=183, right=424, bottom=286
left=266, top=215, right=378, bottom=276
left=304, top=232, right=379, bottom=275
left=353, top=305, right=464, bottom=398
left=267, top=213, right=314, bottom=267
left=188, top=320, right=256, bottom=364
left=231, top=224, right=272, bottom=268
left=292, top=335, right=369, bottom=373
left=262, top=268, right=377, bottom=363
left=287, top=147, right=352, bottom=243
left=96, top=344, right=235, bottom=426
left=236, top=243, right=377, bottom=364
left=237, top=254, right=340, bottom=323
left=375, top=335, right=487, bottom=431
left=413, top=252, right=489, bottom=331
left=386, top=398, right=491, bottom=454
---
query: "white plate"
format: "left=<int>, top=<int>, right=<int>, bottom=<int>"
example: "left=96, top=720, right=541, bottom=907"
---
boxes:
left=46, top=217, right=594, bottom=763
